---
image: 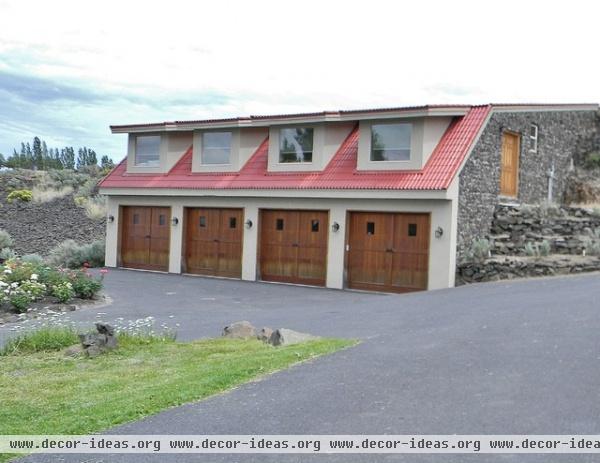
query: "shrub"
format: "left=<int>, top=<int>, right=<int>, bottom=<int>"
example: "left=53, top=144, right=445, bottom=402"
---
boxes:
left=584, top=151, right=600, bottom=170
left=82, top=196, right=107, bottom=220
left=76, top=177, right=100, bottom=199
left=0, top=326, right=79, bottom=355
left=71, top=272, right=103, bottom=299
left=0, top=247, right=16, bottom=261
left=463, top=238, right=491, bottom=263
left=21, top=253, right=44, bottom=265
left=47, top=239, right=105, bottom=268
left=0, top=229, right=13, bottom=249
left=7, top=189, right=33, bottom=202
left=47, top=169, right=89, bottom=190
left=524, top=241, right=551, bottom=258
left=51, top=281, right=75, bottom=303
left=32, top=185, right=73, bottom=203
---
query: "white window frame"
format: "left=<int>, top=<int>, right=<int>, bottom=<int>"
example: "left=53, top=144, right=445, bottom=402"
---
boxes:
left=529, top=124, right=538, bottom=153
left=278, top=127, right=314, bottom=164
left=201, top=131, right=232, bottom=165
left=134, top=134, right=161, bottom=167
left=369, top=122, right=413, bottom=162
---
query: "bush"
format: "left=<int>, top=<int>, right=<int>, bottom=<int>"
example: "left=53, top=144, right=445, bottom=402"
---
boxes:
left=47, top=169, right=89, bottom=190
left=584, top=151, right=600, bottom=170
left=21, top=253, right=44, bottom=265
left=524, top=240, right=551, bottom=258
left=32, top=185, right=73, bottom=203
left=7, top=189, right=33, bottom=202
left=0, top=247, right=16, bottom=261
left=82, top=196, right=107, bottom=220
left=0, top=326, right=79, bottom=355
left=71, top=272, right=103, bottom=299
left=47, top=239, right=105, bottom=268
left=463, top=238, right=491, bottom=263
left=51, top=281, right=75, bottom=303
left=0, top=229, right=13, bottom=249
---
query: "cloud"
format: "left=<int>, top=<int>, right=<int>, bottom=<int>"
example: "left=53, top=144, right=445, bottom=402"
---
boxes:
left=0, top=0, right=598, bottom=160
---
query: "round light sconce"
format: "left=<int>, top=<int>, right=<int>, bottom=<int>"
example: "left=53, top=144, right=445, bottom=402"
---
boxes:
left=331, top=222, right=340, bottom=232
left=435, top=226, right=444, bottom=238
left=171, top=217, right=179, bottom=226
left=107, top=215, right=115, bottom=223
left=245, top=219, right=253, bottom=229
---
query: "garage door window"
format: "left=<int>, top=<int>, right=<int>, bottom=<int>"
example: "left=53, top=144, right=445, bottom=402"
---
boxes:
left=133, top=214, right=140, bottom=225
left=276, top=218, right=284, bottom=230
left=199, top=216, right=207, bottom=228
left=158, top=215, right=166, bottom=226
left=311, top=220, right=319, bottom=232
left=408, top=223, right=417, bottom=236
left=229, top=217, right=237, bottom=229
left=367, top=222, right=375, bottom=235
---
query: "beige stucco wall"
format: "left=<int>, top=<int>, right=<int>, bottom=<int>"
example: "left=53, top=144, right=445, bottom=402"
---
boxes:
left=267, top=122, right=354, bottom=172
left=104, top=189, right=459, bottom=291
left=126, top=132, right=193, bottom=173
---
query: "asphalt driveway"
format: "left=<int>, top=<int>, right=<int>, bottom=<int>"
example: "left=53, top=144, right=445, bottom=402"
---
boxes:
left=7, top=269, right=600, bottom=462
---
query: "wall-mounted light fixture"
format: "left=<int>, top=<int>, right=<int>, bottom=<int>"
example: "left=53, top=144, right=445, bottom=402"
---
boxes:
left=435, top=226, right=443, bottom=238
left=331, top=222, right=340, bottom=232
left=107, top=215, right=115, bottom=223
left=171, top=217, right=179, bottom=226
left=245, top=219, right=253, bottom=229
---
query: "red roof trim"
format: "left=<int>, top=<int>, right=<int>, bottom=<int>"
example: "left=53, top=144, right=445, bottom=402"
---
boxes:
left=99, top=106, right=492, bottom=191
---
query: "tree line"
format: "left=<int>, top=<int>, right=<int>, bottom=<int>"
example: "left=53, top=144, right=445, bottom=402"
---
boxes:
left=0, top=137, right=114, bottom=171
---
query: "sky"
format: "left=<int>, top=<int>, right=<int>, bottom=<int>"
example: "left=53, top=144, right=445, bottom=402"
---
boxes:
left=0, top=0, right=598, bottom=161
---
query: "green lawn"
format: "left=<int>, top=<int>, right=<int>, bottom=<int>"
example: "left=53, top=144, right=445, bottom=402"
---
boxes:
left=0, top=336, right=355, bottom=462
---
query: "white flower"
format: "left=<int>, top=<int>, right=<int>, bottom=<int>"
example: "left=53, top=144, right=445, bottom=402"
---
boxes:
left=0, top=281, right=7, bottom=287
left=4, top=269, right=12, bottom=274
left=10, top=282, right=19, bottom=288
left=30, top=274, right=38, bottom=280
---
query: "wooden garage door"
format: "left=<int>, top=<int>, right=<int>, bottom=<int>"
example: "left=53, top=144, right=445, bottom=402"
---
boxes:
left=120, top=206, right=170, bottom=271
left=259, top=209, right=328, bottom=286
left=184, top=208, right=243, bottom=278
left=500, top=132, right=520, bottom=197
left=347, top=212, right=429, bottom=293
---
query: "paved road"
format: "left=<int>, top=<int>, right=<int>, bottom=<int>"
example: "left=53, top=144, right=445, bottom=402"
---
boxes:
left=8, top=270, right=600, bottom=462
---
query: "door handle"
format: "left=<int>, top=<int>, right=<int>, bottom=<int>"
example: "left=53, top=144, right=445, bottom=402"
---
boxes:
left=213, top=239, right=220, bottom=243
left=145, top=235, right=151, bottom=239
left=292, top=243, right=299, bottom=247
left=386, top=248, right=394, bottom=253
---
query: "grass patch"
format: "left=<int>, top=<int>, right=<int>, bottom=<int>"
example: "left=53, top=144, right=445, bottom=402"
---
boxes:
left=0, top=326, right=79, bottom=356
left=0, top=336, right=355, bottom=461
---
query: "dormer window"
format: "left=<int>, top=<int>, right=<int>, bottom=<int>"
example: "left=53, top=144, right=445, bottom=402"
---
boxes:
left=370, top=123, right=412, bottom=161
left=135, top=135, right=161, bottom=167
left=279, top=128, right=313, bottom=163
left=202, top=132, right=232, bottom=164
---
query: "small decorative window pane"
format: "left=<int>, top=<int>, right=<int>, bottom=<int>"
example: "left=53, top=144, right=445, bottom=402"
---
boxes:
left=159, top=215, right=166, bottom=226
left=371, top=123, right=412, bottom=161
left=202, top=132, right=232, bottom=164
left=529, top=124, right=538, bottom=153
left=229, top=217, right=237, bottom=229
left=311, top=219, right=319, bottom=232
left=133, top=214, right=140, bottom=225
left=366, top=222, right=375, bottom=235
left=135, top=135, right=160, bottom=167
left=279, top=128, right=313, bottom=163
left=408, top=223, right=417, bottom=236
left=199, top=216, right=207, bottom=228
left=276, top=218, right=284, bottom=230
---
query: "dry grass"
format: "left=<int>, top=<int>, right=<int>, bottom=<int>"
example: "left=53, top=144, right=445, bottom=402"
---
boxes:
left=32, top=186, right=73, bottom=203
left=81, top=196, right=107, bottom=220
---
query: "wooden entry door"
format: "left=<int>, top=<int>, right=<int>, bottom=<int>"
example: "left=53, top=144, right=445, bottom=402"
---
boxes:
left=500, top=132, right=520, bottom=197
left=120, top=206, right=170, bottom=271
left=184, top=208, right=243, bottom=278
left=347, top=212, right=430, bottom=293
left=259, top=209, right=328, bottom=286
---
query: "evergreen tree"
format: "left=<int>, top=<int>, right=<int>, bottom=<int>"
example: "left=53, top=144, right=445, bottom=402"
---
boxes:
left=61, top=147, right=76, bottom=170
left=41, top=140, right=49, bottom=170
left=25, top=142, right=33, bottom=169
left=32, top=137, right=42, bottom=170
left=100, top=155, right=115, bottom=170
left=0, top=152, right=5, bottom=167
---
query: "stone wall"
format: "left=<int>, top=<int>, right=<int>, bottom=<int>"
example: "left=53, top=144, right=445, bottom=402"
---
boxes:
left=457, top=256, right=600, bottom=285
left=0, top=194, right=106, bottom=256
left=457, top=109, right=599, bottom=257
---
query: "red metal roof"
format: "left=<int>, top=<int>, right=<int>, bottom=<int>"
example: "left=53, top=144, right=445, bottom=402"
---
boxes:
left=99, top=105, right=491, bottom=191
